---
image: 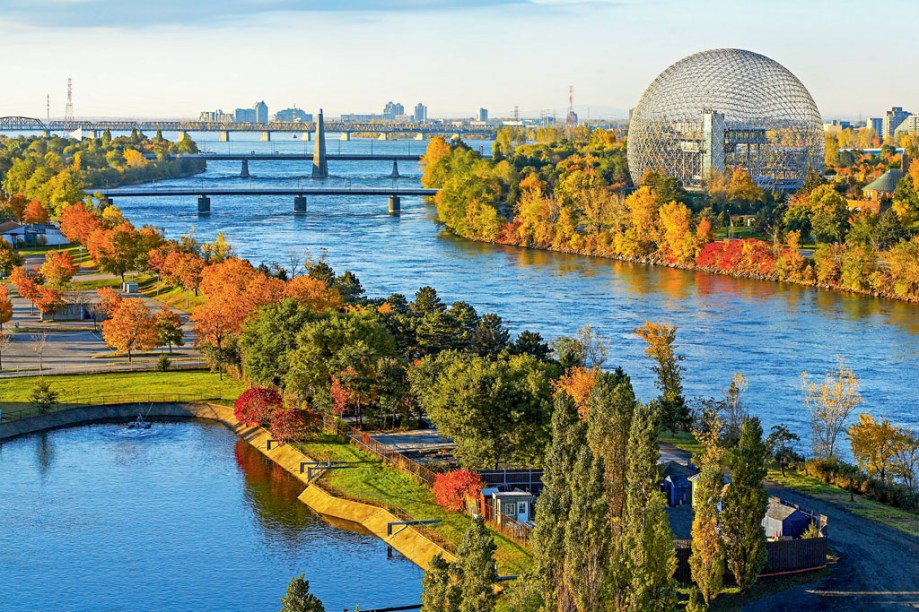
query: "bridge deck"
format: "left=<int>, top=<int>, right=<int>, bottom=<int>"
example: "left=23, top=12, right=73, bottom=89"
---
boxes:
left=158, top=153, right=423, bottom=161
left=90, top=187, right=438, bottom=197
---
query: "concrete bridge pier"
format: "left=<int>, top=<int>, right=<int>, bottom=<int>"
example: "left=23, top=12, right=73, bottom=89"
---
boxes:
left=389, top=161, right=400, bottom=179
left=312, top=109, right=328, bottom=179
left=240, top=159, right=250, bottom=178
left=388, top=195, right=400, bottom=216
left=340, top=132, right=351, bottom=141
left=177, top=130, right=188, bottom=142
left=261, top=131, right=271, bottom=142
left=414, top=133, right=425, bottom=140
left=219, top=131, right=230, bottom=142
left=378, top=133, right=388, bottom=141
left=294, top=195, right=307, bottom=214
left=198, top=196, right=211, bottom=215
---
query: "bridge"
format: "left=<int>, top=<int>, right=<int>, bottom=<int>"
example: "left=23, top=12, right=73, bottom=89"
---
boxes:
left=88, top=186, right=439, bottom=215
left=155, top=152, right=424, bottom=179
left=0, top=115, right=496, bottom=139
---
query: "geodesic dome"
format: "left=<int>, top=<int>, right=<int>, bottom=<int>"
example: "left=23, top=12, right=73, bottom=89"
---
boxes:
left=627, top=48, right=824, bottom=192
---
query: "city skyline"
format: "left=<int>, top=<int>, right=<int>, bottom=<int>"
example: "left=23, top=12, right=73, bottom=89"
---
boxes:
left=0, top=0, right=915, bottom=121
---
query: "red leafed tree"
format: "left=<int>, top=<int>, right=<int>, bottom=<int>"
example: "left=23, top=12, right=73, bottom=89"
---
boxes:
left=9, top=266, right=39, bottom=302
left=35, top=286, right=66, bottom=316
left=433, top=469, right=486, bottom=512
left=329, top=371, right=356, bottom=416
left=234, top=387, right=283, bottom=427
left=269, top=407, right=319, bottom=445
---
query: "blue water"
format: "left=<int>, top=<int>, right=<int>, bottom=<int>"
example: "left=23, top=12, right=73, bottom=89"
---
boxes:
left=105, top=132, right=919, bottom=453
left=0, top=422, right=423, bottom=611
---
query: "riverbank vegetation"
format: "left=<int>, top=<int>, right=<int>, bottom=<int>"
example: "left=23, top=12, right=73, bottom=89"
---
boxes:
left=421, top=130, right=919, bottom=302
left=0, top=132, right=204, bottom=221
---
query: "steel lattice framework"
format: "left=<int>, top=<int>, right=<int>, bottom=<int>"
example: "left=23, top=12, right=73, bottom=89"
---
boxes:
left=0, top=116, right=46, bottom=130
left=627, top=49, right=824, bottom=192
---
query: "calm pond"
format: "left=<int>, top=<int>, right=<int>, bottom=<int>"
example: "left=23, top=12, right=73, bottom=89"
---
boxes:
left=0, top=421, right=422, bottom=611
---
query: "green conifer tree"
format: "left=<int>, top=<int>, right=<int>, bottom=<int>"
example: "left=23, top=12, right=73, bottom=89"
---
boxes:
left=622, top=402, right=677, bottom=610
left=721, top=417, right=769, bottom=590
left=279, top=574, right=324, bottom=612
left=421, top=554, right=459, bottom=612
left=456, top=517, right=498, bottom=612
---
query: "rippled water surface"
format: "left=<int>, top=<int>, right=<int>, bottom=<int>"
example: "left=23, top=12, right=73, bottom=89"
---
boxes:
left=0, top=422, right=422, bottom=611
left=106, top=132, right=919, bottom=446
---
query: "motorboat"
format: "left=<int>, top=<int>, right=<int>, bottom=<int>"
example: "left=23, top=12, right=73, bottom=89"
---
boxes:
left=127, top=415, right=152, bottom=429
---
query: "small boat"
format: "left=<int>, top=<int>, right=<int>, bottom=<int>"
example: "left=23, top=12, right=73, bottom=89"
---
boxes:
left=127, top=414, right=151, bottom=429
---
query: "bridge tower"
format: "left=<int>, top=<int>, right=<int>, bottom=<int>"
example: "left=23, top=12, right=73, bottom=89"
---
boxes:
left=63, top=78, right=74, bottom=129
left=312, top=109, right=328, bottom=179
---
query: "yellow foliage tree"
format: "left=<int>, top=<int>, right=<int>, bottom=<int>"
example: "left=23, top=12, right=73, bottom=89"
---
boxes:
left=658, top=201, right=694, bottom=263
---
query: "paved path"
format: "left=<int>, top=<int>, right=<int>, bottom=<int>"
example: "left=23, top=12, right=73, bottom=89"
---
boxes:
left=660, top=442, right=919, bottom=610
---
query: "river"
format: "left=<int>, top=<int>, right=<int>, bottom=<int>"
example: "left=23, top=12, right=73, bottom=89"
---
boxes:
left=106, top=132, right=919, bottom=449
left=0, top=421, right=423, bottom=610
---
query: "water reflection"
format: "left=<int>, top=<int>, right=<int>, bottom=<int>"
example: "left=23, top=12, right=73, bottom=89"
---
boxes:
left=35, top=431, right=53, bottom=477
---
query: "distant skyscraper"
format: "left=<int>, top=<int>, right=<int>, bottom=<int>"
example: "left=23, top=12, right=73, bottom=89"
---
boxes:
left=414, top=103, right=427, bottom=122
left=275, top=107, right=312, bottom=123
left=866, top=117, right=883, bottom=134
left=882, top=107, right=910, bottom=137
left=254, top=101, right=269, bottom=124
left=383, top=101, right=404, bottom=120
left=478, top=108, right=488, bottom=123
left=235, top=108, right=257, bottom=123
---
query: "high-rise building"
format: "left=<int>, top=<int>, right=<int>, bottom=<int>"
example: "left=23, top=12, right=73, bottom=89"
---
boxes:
left=895, top=114, right=919, bottom=136
left=200, top=109, right=234, bottom=122
left=866, top=117, right=883, bottom=134
left=275, top=107, right=312, bottom=123
left=235, top=108, right=257, bottom=123
left=478, top=107, right=488, bottom=123
left=254, top=101, right=269, bottom=124
left=414, top=103, right=427, bottom=122
left=383, top=101, right=404, bottom=120
left=882, top=107, right=910, bottom=137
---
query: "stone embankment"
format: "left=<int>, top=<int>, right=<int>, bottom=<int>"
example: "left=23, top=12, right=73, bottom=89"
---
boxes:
left=0, top=403, right=452, bottom=569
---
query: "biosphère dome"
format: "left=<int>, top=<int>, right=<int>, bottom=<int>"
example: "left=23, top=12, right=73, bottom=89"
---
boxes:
left=627, top=48, right=824, bottom=191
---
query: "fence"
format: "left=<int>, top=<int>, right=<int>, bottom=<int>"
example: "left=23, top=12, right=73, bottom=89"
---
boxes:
left=479, top=469, right=544, bottom=496
left=674, top=535, right=828, bottom=582
left=480, top=497, right=533, bottom=547
left=0, top=359, right=209, bottom=379
left=1, top=392, right=232, bottom=422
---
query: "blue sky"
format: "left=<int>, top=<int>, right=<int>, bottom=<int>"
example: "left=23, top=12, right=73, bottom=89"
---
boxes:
left=0, top=0, right=913, bottom=121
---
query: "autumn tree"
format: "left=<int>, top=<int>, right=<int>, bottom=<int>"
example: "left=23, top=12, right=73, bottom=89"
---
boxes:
left=23, top=200, right=49, bottom=224
left=433, top=469, right=485, bottom=512
left=721, top=373, right=749, bottom=445
left=803, top=358, right=862, bottom=459
left=59, top=203, right=103, bottom=244
left=892, top=429, right=919, bottom=492
left=0, top=284, right=12, bottom=331
left=721, top=417, right=768, bottom=591
left=0, top=240, right=25, bottom=276
left=101, top=298, right=158, bottom=364
left=658, top=200, right=695, bottom=263
left=848, top=413, right=899, bottom=483
left=40, top=251, right=78, bottom=288
left=270, top=407, right=318, bottom=445
left=234, top=387, right=283, bottom=427
left=635, top=321, right=690, bottom=433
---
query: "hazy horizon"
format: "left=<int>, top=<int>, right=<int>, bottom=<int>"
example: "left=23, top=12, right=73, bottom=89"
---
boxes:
left=0, top=0, right=914, bottom=122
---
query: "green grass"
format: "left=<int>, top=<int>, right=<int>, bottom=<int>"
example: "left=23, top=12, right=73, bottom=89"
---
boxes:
left=767, top=467, right=919, bottom=537
left=138, top=277, right=204, bottom=313
left=659, top=430, right=702, bottom=458
left=69, top=277, right=123, bottom=290
left=297, top=433, right=533, bottom=575
left=0, top=370, right=245, bottom=416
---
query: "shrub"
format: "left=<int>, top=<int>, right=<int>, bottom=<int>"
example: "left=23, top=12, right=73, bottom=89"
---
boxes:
left=433, top=469, right=486, bottom=512
left=29, top=379, right=59, bottom=414
left=801, top=522, right=821, bottom=539
left=234, top=387, right=283, bottom=427
left=269, top=407, right=319, bottom=446
left=156, top=354, right=171, bottom=372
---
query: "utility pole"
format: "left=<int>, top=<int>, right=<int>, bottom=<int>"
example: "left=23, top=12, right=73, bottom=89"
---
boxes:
left=46, top=94, right=50, bottom=125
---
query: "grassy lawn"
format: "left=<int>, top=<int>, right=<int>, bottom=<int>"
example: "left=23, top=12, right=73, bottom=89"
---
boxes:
left=660, top=430, right=702, bottom=458
left=297, top=433, right=533, bottom=576
left=0, top=370, right=245, bottom=417
left=138, top=277, right=205, bottom=313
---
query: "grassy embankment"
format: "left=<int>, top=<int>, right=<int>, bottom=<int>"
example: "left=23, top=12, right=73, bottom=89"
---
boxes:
left=0, top=370, right=244, bottom=416
left=661, top=431, right=919, bottom=538
left=298, top=433, right=533, bottom=576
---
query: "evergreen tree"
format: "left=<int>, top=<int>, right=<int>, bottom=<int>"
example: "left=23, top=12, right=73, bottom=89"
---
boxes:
left=721, top=417, right=769, bottom=591
left=279, top=574, right=325, bottom=612
left=563, top=445, right=611, bottom=611
left=689, top=406, right=726, bottom=605
left=528, top=395, right=583, bottom=608
left=421, top=554, right=459, bottom=612
left=622, top=402, right=677, bottom=610
left=456, top=517, right=498, bottom=612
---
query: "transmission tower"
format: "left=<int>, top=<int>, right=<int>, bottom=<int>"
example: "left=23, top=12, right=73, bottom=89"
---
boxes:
left=513, top=105, right=519, bottom=123
left=46, top=94, right=50, bottom=125
left=566, top=85, right=577, bottom=132
left=64, top=78, right=74, bottom=128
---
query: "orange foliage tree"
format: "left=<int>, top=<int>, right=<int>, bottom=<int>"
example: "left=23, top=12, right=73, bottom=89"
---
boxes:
left=553, top=365, right=600, bottom=418
left=23, top=200, right=49, bottom=224
left=0, top=284, right=13, bottom=330
left=101, top=298, right=158, bottom=363
left=40, top=251, right=79, bottom=288
left=60, top=203, right=104, bottom=244
left=285, top=275, right=343, bottom=313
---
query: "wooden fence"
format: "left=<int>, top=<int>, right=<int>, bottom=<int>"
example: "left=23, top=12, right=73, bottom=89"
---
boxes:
left=480, top=498, right=533, bottom=547
left=674, top=535, right=828, bottom=582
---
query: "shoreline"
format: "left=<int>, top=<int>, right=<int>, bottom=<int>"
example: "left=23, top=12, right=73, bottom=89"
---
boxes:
left=0, top=403, right=452, bottom=570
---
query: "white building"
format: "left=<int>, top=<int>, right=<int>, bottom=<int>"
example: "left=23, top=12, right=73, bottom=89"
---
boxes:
left=882, top=107, right=911, bottom=137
